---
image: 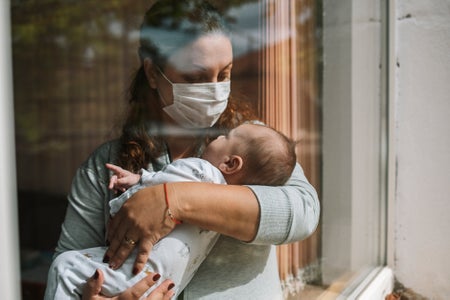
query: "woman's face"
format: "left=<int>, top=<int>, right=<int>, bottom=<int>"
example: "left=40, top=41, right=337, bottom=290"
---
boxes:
left=148, top=33, right=233, bottom=110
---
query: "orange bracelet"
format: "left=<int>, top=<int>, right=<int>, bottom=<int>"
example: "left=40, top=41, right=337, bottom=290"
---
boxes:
left=163, top=183, right=182, bottom=225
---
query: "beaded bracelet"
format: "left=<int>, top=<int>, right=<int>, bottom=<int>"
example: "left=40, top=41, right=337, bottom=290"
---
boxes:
left=163, top=183, right=182, bottom=225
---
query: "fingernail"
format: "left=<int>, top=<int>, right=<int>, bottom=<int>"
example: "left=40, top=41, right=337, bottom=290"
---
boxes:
left=168, top=283, right=175, bottom=290
left=93, top=270, right=99, bottom=279
left=152, top=273, right=161, bottom=281
left=133, top=267, right=139, bottom=275
left=109, top=262, right=116, bottom=269
left=103, top=255, right=110, bottom=263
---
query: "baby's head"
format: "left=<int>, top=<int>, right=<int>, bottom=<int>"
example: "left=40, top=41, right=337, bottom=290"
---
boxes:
left=202, top=123, right=296, bottom=186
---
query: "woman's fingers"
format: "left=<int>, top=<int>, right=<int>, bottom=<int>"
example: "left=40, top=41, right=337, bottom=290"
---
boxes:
left=82, top=269, right=104, bottom=300
left=81, top=269, right=175, bottom=300
left=105, top=221, right=135, bottom=269
left=109, top=235, right=139, bottom=270
left=125, top=272, right=161, bottom=298
left=104, top=215, right=126, bottom=264
left=105, top=186, right=176, bottom=273
left=144, top=279, right=175, bottom=300
left=133, top=239, right=154, bottom=275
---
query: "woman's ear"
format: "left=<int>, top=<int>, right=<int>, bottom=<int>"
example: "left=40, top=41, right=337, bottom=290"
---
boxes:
left=219, top=155, right=243, bottom=175
left=143, top=58, right=158, bottom=89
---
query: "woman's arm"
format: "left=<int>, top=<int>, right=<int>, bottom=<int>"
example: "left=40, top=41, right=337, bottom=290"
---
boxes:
left=55, top=143, right=114, bottom=256
left=172, top=163, right=319, bottom=244
left=106, top=163, right=319, bottom=273
left=248, top=163, right=320, bottom=244
left=55, top=167, right=107, bottom=255
left=169, top=183, right=259, bottom=241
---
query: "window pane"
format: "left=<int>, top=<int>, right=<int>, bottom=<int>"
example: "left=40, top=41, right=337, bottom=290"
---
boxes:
left=13, top=0, right=386, bottom=299
left=320, top=0, right=387, bottom=297
left=12, top=1, right=152, bottom=296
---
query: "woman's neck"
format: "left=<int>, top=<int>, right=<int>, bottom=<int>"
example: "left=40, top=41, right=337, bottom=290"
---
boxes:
left=165, top=136, right=198, bottom=161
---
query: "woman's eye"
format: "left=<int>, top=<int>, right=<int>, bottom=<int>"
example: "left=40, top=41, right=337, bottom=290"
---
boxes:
left=183, top=74, right=202, bottom=83
left=182, top=72, right=230, bottom=83
left=218, top=72, right=231, bottom=82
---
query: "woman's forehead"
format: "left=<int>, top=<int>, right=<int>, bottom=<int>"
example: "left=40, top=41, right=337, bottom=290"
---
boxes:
left=167, top=34, right=232, bottom=73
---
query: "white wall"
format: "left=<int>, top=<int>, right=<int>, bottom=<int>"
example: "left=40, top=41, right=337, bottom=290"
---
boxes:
left=393, top=0, right=450, bottom=297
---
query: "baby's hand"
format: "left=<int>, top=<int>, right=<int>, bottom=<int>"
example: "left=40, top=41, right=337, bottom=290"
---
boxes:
left=106, top=163, right=141, bottom=193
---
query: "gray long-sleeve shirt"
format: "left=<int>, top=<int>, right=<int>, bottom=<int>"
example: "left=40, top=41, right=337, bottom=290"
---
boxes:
left=54, top=139, right=320, bottom=299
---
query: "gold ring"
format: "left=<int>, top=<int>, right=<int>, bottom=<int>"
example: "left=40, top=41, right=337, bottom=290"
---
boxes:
left=124, top=236, right=137, bottom=246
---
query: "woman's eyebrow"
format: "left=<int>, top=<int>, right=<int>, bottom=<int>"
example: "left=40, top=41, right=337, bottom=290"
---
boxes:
left=190, top=64, right=208, bottom=72
left=221, top=62, right=233, bottom=71
left=191, top=62, right=233, bottom=72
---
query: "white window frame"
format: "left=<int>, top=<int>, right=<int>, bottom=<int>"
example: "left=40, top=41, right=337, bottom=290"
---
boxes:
left=0, top=0, right=21, bottom=299
left=0, top=0, right=399, bottom=298
left=321, top=0, right=395, bottom=298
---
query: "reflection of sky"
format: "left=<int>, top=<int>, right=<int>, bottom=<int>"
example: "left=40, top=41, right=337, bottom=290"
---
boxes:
left=123, top=1, right=299, bottom=59
left=228, top=2, right=262, bottom=58
left=228, top=2, right=296, bottom=58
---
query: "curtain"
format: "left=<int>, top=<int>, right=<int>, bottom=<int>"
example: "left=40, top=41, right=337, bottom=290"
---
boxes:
left=258, top=0, right=321, bottom=297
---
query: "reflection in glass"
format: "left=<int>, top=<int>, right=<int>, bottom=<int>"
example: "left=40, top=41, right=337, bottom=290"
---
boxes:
left=12, top=0, right=384, bottom=299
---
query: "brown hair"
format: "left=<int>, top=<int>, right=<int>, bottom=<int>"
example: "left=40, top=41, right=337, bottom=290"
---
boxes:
left=239, top=125, right=297, bottom=186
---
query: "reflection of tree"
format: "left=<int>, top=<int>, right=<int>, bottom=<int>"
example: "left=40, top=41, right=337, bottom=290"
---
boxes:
left=11, top=0, right=256, bottom=192
left=12, top=1, right=148, bottom=153
left=11, top=0, right=258, bottom=50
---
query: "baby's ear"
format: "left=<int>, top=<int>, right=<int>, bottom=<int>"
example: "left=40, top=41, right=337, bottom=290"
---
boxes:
left=143, top=58, right=158, bottom=89
left=219, top=155, right=243, bottom=175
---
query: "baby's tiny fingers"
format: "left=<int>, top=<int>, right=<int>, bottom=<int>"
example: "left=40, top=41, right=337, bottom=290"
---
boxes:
left=109, top=175, right=118, bottom=190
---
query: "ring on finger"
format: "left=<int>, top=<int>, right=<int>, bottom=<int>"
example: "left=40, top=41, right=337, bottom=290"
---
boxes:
left=124, top=236, right=137, bottom=246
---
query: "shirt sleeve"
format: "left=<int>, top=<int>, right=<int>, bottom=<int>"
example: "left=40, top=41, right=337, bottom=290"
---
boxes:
left=247, top=163, right=320, bottom=245
left=54, top=144, right=112, bottom=257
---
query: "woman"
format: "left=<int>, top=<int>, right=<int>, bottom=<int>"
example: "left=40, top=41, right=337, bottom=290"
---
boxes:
left=55, top=2, right=320, bottom=299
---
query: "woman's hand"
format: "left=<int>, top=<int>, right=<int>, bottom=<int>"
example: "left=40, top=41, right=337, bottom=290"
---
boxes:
left=82, top=269, right=175, bottom=300
left=104, top=184, right=176, bottom=274
left=105, top=182, right=259, bottom=274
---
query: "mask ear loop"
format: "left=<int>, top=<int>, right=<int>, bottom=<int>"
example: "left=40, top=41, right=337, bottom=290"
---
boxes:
left=156, top=66, right=174, bottom=85
left=155, top=66, right=173, bottom=107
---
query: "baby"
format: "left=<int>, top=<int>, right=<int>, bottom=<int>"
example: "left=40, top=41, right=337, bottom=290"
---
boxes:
left=44, top=123, right=296, bottom=299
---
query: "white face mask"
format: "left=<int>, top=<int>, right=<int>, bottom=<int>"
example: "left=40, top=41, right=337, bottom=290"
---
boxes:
left=157, top=69, right=230, bottom=129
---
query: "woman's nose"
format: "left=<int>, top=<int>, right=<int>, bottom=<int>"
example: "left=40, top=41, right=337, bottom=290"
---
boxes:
left=208, top=76, right=218, bottom=83
left=207, top=73, right=224, bottom=83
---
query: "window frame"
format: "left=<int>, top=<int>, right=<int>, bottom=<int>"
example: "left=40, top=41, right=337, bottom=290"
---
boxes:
left=0, top=1, right=21, bottom=299
left=0, top=0, right=397, bottom=298
left=320, top=0, right=394, bottom=297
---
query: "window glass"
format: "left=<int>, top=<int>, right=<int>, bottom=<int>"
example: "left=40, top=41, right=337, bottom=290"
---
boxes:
left=12, top=0, right=385, bottom=298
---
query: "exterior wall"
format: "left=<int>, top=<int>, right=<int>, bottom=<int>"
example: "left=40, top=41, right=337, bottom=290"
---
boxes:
left=393, top=0, right=450, bottom=297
